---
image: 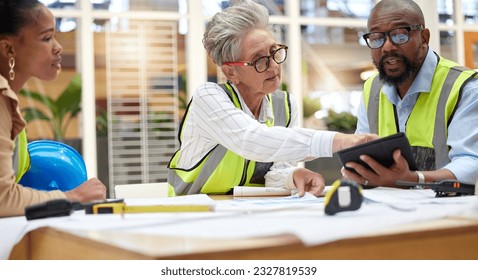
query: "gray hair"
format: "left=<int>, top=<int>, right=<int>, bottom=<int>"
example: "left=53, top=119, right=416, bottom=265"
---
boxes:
left=202, top=0, right=272, bottom=66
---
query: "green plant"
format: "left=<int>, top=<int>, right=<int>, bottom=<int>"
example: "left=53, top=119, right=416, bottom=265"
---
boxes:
left=302, top=96, right=322, bottom=118
left=96, top=106, right=108, bottom=137
left=325, top=109, right=358, bottom=132
left=19, top=74, right=82, bottom=140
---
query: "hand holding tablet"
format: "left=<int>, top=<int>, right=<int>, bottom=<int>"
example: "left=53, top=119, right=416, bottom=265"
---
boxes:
left=337, top=132, right=418, bottom=174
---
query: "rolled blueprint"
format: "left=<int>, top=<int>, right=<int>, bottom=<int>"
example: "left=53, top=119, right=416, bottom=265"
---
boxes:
left=233, top=186, right=292, bottom=197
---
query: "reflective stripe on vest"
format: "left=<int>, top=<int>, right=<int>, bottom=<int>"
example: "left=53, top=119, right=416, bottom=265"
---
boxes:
left=168, top=82, right=292, bottom=195
left=13, top=129, right=30, bottom=183
left=363, top=55, right=477, bottom=169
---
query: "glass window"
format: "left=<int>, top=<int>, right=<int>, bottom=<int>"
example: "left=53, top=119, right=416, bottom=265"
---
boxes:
left=438, top=0, right=478, bottom=26
left=91, top=0, right=112, bottom=10
left=462, top=0, right=478, bottom=23
left=203, top=0, right=285, bottom=16
left=438, top=0, right=454, bottom=24
left=301, top=25, right=371, bottom=117
left=300, top=0, right=374, bottom=19
left=202, top=0, right=223, bottom=17
left=40, top=1, right=80, bottom=31
left=93, top=0, right=179, bottom=12
left=40, top=0, right=80, bottom=9
left=42, top=0, right=185, bottom=12
left=440, top=30, right=457, bottom=61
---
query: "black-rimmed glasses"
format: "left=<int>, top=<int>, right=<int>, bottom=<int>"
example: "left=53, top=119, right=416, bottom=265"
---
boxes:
left=362, top=25, right=424, bottom=49
left=223, top=44, right=288, bottom=73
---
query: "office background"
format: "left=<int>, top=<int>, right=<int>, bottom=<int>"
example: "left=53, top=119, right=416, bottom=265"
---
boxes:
left=20, top=0, right=478, bottom=195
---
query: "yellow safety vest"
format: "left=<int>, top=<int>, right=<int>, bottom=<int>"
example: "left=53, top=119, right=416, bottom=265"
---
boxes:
left=13, top=129, right=30, bottom=183
left=362, top=53, right=477, bottom=170
left=168, top=82, right=292, bottom=195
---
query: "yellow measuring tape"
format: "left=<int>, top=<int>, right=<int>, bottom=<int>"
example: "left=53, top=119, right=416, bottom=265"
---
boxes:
left=324, top=179, right=363, bottom=215
left=90, top=202, right=213, bottom=214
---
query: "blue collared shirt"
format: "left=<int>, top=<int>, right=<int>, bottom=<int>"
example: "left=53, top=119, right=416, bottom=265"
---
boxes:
left=356, top=48, right=478, bottom=184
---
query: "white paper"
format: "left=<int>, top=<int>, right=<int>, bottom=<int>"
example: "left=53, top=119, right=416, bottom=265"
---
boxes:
left=1, top=190, right=477, bottom=259
left=124, top=194, right=215, bottom=206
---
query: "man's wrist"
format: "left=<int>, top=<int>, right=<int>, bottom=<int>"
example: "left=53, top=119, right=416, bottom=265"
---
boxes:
left=412, top=171, right=425, bottom=189
left=416, top=171, right=425, bottom=183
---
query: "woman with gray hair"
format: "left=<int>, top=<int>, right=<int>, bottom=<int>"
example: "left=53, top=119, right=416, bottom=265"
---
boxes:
left=168, top=0, right=376, bottom=196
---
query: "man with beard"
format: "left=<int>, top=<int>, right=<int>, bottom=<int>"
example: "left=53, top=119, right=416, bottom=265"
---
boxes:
left=342, top=0, right=478, bottom=188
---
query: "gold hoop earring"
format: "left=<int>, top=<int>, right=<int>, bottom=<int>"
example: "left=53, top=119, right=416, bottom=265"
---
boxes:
left=8, top=57, right=15, bottom=81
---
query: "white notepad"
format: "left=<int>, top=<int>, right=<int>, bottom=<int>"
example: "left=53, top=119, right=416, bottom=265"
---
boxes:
left=114, top=182, right=169, bottom=199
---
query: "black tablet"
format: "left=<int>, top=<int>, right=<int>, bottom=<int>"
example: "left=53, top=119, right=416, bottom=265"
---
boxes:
left=337, top=132, right=418, bottom=174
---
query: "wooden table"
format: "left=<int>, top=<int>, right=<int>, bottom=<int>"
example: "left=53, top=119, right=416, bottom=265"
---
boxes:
left=9, top=216, right=478, bottom=260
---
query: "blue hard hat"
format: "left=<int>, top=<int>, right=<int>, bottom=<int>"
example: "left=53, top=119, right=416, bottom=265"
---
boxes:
left=19, top=140, right=87, bottom=192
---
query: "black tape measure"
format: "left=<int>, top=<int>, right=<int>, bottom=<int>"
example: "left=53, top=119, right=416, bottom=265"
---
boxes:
left=324, top=179, right=363, bottom=215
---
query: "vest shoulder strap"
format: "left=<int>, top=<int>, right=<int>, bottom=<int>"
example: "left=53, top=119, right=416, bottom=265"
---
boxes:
left=366, top=74, right=383, bottom=134
left=219, top=83, right=291, bottom=127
